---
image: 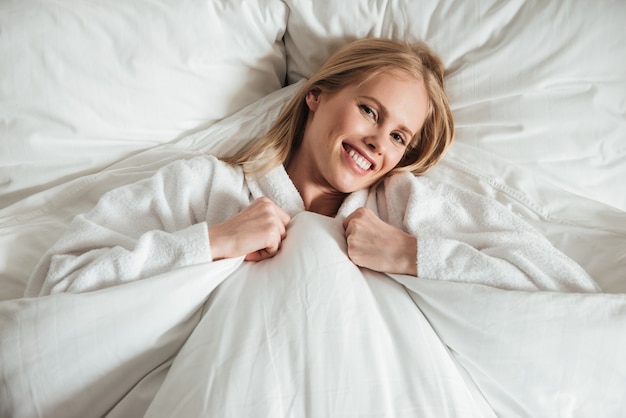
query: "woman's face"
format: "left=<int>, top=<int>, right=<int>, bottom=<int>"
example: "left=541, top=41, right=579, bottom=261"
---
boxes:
left=296, top=69, right=429, bottom=194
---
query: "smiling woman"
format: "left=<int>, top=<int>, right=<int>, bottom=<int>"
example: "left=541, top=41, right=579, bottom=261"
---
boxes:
left=287, top=69, right=428, bottom=207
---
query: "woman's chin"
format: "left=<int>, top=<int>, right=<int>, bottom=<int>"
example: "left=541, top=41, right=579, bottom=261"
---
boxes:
left=334, top=178, right=376, bottom=193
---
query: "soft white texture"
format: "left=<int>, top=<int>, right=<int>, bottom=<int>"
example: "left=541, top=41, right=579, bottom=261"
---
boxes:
left=1, top=262, right=243, bottom=418
left=144, top=212, right=495, bottom=418
left=0, top=0, right=287, bottom=208
left=3, top=213, right=624, bottom=418
left=381, top=173, right=599, bottom=292
left=25, top=155, right=247, bottom=295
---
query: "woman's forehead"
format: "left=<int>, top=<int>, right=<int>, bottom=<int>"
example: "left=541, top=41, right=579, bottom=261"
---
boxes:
left=354, top=71, right=429, bottom=132
left=355, top=67, right=422, bottom=88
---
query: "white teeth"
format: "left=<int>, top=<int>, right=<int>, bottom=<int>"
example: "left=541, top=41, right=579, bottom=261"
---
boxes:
left=348, top=149, right=372, bottom=170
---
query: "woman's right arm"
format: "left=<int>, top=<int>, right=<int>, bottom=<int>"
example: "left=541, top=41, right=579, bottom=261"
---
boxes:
left=26, top=157, right=229, bottom=296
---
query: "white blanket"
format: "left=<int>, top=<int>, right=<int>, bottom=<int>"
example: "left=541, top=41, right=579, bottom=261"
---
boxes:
left=2, top=212, right=625, bottom=417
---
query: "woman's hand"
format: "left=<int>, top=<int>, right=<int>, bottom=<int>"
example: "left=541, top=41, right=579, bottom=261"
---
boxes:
left=342, top=208, right=417, bottom=276
left=208, top=197, right=291, bottom=262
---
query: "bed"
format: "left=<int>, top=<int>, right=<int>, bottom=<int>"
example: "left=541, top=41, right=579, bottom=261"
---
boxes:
left=1, top=0, right=625, bottom=416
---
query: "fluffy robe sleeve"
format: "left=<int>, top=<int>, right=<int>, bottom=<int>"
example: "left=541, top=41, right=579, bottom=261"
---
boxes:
left=382, top=173, right=600, bottom=293
left=25, top=156, right=248, bottom=297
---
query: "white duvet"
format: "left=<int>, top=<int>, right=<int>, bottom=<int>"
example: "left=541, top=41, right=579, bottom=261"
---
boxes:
left=2, top=212, right=625, bottom=417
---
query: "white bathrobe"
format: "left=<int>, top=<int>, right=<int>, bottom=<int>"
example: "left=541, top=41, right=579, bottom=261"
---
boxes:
left=25, top=154, right=598, bottom=297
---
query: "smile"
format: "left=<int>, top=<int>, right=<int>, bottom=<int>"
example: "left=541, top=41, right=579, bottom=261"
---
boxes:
left=348, top=149, right=372, bottom=170
left=343, top=144, right=373, bottom=171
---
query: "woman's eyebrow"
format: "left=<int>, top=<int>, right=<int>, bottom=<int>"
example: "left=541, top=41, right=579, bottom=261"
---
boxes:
left=361, top=95, right=415, bottom=138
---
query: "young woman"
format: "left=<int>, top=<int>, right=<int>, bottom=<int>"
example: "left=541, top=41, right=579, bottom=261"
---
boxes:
left=26, top=38, right=595, bottom=296
left=217, top=38, right=453, bottom=275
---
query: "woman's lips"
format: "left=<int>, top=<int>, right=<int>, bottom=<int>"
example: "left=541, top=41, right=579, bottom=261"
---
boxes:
left=343, top=143, right=373, bottom=171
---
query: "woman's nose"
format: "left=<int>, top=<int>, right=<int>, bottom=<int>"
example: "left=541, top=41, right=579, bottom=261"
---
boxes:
left=365, top=130, right=387, bottom=154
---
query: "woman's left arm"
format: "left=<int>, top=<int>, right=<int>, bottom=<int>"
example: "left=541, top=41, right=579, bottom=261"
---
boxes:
left=343, top=208, right=417, bottom=276
left=381, top=173, right=600, bottom=293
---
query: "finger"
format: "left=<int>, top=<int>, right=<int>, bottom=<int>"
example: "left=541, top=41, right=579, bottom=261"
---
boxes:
left=265, top=236, right=281, bottom=256
left=245, top=245, right=278, bottom=262
left=274, top=205, right=291, bottom=227
left=342, top=207, right=371, bottom=227
left=267, top=206, right=289, bottom=240
left=343, top=220, right=353, bottom=238
left=245, top=251, right=262, bottom=262
left=342, top=211, right=357, bottom=229
left=343, top=211, right=367, bottom=236
left=245, top=247, right=276, bottom=262
left=253, top=197, right=289, bottom=221
left=342, top=214, right=358, bottom=237
left=245, top=230, right=282, bottom=262
left=258, top=248, right=278, bottom=261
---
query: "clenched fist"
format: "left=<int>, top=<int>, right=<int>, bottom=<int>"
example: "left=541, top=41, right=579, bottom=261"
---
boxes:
left=342, top=207, right=417, bottom=276
left=208, top=197, right=291, bottom=262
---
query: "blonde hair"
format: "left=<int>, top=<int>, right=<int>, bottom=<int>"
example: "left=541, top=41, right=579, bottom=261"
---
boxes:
left=224, top=38, right=454, bottom=177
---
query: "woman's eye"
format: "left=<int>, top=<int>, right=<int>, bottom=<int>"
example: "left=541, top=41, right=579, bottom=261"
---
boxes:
left=360, top=105, right=377, bottom=120
left=391, top=133, right=406, bottom=145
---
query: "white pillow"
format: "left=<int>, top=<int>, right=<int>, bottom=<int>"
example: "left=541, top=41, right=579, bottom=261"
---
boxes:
left=283, top=0, right=626, bottom=211
left=0, top=0, right=287, bottom=208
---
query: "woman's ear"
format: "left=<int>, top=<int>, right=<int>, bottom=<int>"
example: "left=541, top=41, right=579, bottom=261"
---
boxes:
left=305, top=88, right=321, bottom=111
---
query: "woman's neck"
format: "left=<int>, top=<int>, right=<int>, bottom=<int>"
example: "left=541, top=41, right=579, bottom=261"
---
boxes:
left=304, top=190, right=346, bottom=217
left=285, top=162, right=346, bottom=217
